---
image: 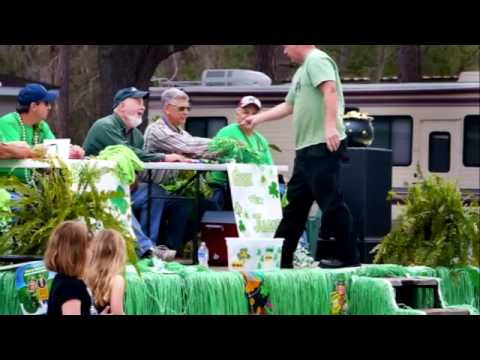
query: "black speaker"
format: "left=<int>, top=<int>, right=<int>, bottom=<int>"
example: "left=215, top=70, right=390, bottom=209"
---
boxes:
left=316, top=147, right=392, bottom=263
left=340, top=147, right=393, bottom=239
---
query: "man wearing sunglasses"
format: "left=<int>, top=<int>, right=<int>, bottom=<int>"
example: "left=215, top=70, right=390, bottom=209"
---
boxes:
left=0, top=83, right=85, bottom=182
left=143, top=88, right=214, bottom=185
left=142, top=88, right=215, bottom=253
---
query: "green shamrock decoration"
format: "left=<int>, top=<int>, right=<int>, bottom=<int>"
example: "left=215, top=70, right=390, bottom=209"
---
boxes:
left=239, top=220, right=246, bottom=232
left=268, top=182, right=280, bottom=198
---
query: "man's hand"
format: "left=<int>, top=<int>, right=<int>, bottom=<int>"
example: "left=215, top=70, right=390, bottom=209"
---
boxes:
left=240, top=114, right=260, bottom=133
left=69, top=145, right=85, bottom=159
left=0, top=143, right=34, bottom=160
left=325, top=127, right=341, bottom=152
left=164, top=154, right=193, bottom=163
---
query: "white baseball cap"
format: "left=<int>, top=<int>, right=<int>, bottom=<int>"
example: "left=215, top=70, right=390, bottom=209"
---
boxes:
left=239, top=96, right=262, bottom=110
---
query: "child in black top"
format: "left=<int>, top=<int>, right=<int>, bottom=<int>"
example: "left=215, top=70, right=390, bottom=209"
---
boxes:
left=44, top=220, right=96, bottom=316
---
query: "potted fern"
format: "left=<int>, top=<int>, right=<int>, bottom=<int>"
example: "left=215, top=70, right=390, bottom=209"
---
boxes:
left=373, top=165, right=479, bottom=268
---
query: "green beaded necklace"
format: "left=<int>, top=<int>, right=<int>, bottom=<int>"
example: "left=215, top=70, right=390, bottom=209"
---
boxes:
left=15, top=113, right=40, bottom=184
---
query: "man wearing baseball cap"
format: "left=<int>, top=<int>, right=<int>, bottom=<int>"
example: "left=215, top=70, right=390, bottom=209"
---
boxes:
left=207, top=95, right=274, bottom=210
left=0, top=83, right=84, bottom=182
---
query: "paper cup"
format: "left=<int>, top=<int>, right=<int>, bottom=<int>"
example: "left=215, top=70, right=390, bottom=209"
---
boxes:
left=43, top=139, right=71, bottom=159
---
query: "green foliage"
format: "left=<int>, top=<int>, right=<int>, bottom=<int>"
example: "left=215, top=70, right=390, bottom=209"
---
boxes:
left=160, top=170, right=213, bottom=199
left=268, top=144, right=282, bottom=153
left=97, top=145, right=145, bottom=186
left=208, top=137, right=262, bottom=164
left=0, top=160, right=138, bottom=267
left=373, top=165, right=480, bottom=268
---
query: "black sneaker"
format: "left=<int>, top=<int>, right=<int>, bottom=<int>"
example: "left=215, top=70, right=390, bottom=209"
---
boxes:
left=319, top=259, right=361, bottom=269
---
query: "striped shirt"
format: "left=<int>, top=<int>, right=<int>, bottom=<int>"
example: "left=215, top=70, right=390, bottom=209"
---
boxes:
left=143, top=117, right=213, bottom=184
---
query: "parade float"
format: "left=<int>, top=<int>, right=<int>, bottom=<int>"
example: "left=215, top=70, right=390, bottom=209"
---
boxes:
left=0, top=138, right=478, bottom=316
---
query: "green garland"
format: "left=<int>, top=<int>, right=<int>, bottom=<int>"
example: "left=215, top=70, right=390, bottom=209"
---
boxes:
left=125, top=272, right=184, bottom=315
left=161, top=170, right=213, bottom=199
left=0, top=189, right=12, bottom=233
left=0, top=271, right=21, bottom=315
left=183, top=271, right=248, bottom=315
left=208, top=137, right=262, bottom=164
left=261, top=269, right=334, bottom=315
left=1, top=264, right=478, bottom=315
left=97, top=145, right=145, bottom=186
left=348, top=276, right=426, bottom=315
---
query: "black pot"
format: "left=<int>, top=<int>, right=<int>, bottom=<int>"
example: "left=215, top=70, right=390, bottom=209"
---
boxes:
left=344, top=118, right=375, bottom=147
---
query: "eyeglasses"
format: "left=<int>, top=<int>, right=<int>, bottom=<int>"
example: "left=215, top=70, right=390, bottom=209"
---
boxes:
left=171, top=104, right=191, bottom=112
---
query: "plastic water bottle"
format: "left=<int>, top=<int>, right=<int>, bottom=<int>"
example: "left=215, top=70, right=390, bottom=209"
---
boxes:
left=198, top=242, right=209, bottom=267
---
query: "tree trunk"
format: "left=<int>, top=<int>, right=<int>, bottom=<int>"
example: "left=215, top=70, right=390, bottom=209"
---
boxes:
left=398, top=45, right=422, bottom=82
left=370, top=45, right=386, bottom=83
left=52, top=45, right=70, bottom=138
left=96, top=45, right=190, bottom=128
left=255, top=45, right=277, bottom=82
left=338, top=46, right=352, bottom=74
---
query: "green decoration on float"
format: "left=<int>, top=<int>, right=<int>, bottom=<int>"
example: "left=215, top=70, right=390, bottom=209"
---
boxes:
left=0, top=159, right=138, bottom=269
left=97, top=145, right=145, bottom=186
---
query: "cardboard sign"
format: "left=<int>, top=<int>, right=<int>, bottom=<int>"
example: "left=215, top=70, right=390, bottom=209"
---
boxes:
left=227, top=164, right=282, bottom=238
left=15, top=261, right=55, bottom=315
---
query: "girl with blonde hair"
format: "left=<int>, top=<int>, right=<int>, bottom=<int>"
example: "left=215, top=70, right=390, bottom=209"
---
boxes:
left=85, top=229, right=127, bottom=315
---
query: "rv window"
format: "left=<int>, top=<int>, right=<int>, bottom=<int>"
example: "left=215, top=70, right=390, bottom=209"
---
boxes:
left=463, top=115, right=480, bottom=167
left=186, top=117, right=228, bottom=138
left=429, top=132, right=451, bottom=173
left=371, top=116, right=413, bottom=166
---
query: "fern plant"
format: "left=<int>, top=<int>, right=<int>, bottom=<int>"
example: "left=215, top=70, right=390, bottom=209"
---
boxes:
left=373, top=165, right=479, bottom=268
left=0, top=160, right=138, bottom=267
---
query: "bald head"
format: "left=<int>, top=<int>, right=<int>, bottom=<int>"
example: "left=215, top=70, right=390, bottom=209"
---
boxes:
left=283, top=45, right=316, bottom=64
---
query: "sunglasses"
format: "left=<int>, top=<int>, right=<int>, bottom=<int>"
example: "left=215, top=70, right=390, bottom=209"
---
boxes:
left=171, top=104, right=191, bottom=112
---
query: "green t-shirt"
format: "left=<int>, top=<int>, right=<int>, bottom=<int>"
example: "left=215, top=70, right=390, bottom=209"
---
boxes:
left=209, top=124, right=273, bottom=185
left=286, top=48, right=347, bottom=150
left=0, top=112, right=55, bottom=182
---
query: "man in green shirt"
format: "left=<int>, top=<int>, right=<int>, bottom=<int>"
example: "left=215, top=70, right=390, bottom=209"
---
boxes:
left=243, top=45, right=360, bottom=269
left=0, top=83, right=84, bottom=182
left=208, top=96, right=273, bottom=210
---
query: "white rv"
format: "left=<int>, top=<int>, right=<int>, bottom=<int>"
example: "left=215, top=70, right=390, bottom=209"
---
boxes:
left=149, top=70, right=480, bottom=207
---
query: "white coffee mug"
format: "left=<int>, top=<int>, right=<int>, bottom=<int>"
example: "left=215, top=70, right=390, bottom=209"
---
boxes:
left=43, top=139, right=71, bottom=159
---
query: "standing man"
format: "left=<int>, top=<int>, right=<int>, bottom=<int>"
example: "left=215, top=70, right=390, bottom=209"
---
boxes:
left=243, top=45, right=360, bottom=269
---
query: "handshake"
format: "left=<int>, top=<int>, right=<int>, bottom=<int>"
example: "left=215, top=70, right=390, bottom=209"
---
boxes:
left=239, top=114, right=260, bottom=133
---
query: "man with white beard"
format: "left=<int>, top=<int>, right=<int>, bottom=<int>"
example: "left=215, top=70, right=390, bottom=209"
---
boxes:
left=83, top=87, right=191, bottom=259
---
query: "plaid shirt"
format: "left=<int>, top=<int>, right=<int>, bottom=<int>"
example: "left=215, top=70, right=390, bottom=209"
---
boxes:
left=142, top=117, right=213, bottom=184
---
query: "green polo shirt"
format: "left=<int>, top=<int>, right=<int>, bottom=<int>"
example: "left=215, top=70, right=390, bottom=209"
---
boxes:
left=286, top=48, right=347, bottom=150
left=83, top=114, right=165, bottom=162
left=0, top=112, right=55, bottom=182
left=208, top=124, right=274, bottom=186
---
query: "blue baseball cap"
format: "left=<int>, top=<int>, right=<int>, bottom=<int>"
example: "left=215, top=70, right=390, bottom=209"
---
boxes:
left=112, top=87, right=149, bottom=110
left=17, top=83, right=59, bottom=106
